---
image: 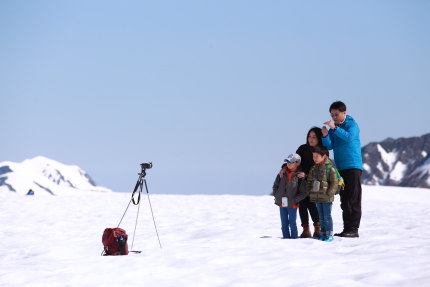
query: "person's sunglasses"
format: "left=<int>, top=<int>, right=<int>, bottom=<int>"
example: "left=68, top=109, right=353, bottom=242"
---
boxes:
left=331, top=112, right=341, bottom=117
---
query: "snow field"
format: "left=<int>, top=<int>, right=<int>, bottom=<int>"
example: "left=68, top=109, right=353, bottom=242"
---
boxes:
left=1, top=185, right=430, bottom=286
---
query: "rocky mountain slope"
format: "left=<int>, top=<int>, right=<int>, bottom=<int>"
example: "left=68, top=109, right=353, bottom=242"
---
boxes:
left=361, top=133, right=430, bottom=188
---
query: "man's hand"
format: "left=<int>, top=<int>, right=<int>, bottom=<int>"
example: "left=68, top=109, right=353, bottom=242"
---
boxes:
left=324, top=120, right=336, bottom=130
left=296, top=172, right=305, bottom=178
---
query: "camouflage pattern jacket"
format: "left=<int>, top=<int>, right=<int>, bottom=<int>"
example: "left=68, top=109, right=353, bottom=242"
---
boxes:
left=306, top=158, right=339, bottom=203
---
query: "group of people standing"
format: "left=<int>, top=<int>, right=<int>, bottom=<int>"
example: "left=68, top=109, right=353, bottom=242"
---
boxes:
left=272, top=101, right=363, bottom=242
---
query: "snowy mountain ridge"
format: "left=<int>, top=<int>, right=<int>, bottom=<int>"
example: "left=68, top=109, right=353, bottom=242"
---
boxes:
left=0, top=156, right=111, bottom=195
left=361, top=133, right=430, bottom=188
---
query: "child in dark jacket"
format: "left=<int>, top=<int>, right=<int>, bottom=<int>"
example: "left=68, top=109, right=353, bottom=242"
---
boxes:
left=272, top=153, right=308, bottom=239
left=306, top=146, right=339, bottom=242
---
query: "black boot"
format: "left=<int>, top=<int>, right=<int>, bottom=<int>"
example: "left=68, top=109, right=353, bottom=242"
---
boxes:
left=341, top=230, right=359, bottom=238
left=334, top=230, right=359, bottom=238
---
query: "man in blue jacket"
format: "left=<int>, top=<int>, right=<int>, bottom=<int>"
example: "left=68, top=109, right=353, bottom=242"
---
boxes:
left=322, top=101, right=362, bottom=238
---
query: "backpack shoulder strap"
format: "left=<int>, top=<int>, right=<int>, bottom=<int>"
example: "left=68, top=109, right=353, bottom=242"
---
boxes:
left=326, top=163, right=341, bottom=178
left=326, top=163, right=333, bottom=178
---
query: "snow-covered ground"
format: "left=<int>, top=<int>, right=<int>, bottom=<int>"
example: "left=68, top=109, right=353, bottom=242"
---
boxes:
left=1, top=185, right=430, bottom=287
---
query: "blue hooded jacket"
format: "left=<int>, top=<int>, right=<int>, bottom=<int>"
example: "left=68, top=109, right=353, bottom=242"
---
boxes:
left=321, top=115, right=363, bottom=171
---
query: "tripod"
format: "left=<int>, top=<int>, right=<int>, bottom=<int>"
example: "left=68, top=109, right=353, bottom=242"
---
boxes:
left=117, top=163, right=162, bottom=250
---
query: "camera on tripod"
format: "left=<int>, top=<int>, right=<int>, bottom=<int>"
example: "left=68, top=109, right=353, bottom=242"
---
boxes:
left=107, top=161, right=162, bottom=253
left=140, top=162, right=153, bottom=170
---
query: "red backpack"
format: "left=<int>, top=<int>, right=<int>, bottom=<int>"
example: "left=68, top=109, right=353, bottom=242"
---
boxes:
left=102, top=228, right=129, bottom=256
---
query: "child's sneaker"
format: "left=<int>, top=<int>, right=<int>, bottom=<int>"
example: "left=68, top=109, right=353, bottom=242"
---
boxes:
left=318, top=235, right=326, bottom=241
left=324, top=235, right=334, bottom=242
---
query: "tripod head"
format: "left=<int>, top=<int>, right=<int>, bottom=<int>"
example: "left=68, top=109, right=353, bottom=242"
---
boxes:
left=141, top=162, right=153, bottom=170
left=139, top=162, right=153, bottom=178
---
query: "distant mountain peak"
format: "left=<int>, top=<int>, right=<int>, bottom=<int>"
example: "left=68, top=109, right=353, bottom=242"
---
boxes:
left=0, top=156, right=111, bottom=195
left=362, top=133, right=430, bottom=188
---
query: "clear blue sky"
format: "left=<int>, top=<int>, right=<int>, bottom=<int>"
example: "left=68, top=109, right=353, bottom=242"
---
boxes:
left=1, top=0, right=429, bottom=195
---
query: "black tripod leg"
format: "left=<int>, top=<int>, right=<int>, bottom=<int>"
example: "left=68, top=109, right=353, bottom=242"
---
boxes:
left=144, top=179, right=162, bottom=248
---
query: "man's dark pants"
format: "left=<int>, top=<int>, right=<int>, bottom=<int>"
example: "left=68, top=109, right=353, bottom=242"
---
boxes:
left=339, top=169, right=362, bottom=232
